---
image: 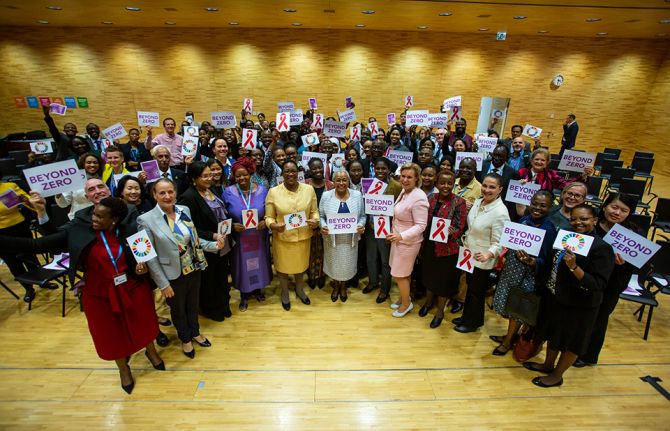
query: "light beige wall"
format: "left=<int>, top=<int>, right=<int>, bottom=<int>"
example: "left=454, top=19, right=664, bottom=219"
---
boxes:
left=0, top=27, right=668, bottom=173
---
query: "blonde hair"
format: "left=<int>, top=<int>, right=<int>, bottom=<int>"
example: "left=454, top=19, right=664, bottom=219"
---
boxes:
left=400, top=162, right=421, bottom=187
left=531, top=148, right=550, bottom=161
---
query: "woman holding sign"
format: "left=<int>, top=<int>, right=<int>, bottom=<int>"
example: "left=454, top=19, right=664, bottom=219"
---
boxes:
left=518, top=148, right=591, bottom=192
left=524, top=204, right=614, bottom=387
left=454, top=173, right=510, bottom=333
left=265, top=161, right=320, bottom=310
left=306, top=158, right=334, bottom=289
left=178, top=162, right=232, bottom=322
left=418, top=171, right=467, bottom=328
left=319, top=170, right=366, bottom=302
left=223, top=157, right=272, bottom=311
left=386, top=163, right=429, bottom=317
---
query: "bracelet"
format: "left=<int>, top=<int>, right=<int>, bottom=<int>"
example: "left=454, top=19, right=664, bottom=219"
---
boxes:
left=569, top=265, right=578, bottom=272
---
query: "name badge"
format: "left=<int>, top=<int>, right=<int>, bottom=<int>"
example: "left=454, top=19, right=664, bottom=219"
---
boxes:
left=113, top=273, right=128, bottom=286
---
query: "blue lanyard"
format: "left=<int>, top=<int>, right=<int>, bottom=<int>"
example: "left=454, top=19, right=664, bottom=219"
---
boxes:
left=236, top=184, right=252, bottom=209
left=100, top=229, right=123, bottom=274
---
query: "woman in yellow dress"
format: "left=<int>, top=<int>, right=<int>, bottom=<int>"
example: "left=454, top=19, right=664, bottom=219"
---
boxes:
left=265, top=160, right=319, bottom=311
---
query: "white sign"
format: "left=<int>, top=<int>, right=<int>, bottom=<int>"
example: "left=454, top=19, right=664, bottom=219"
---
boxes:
left=323, top=120, right=347, bottom=138
left=366, top=178, right=387, bottom=195
left=49, top=103, right=67, bottom=116
left=184, top=125, right=199, bottom=139
left=373, top=216, right=390, bottom=238
left=522, top=124, right=542, bottom=138
left=327, top=213, right=358, bottom=234
left=443, top=96, right=462, bottom=109
left=126, top=229, right=158, bottom=263
left=301, top=132, right=319, bottom=147
left=113, top=171, right=141, bottom=186
left=243, top=98, right=253, bottom=114
left=242, top=208, right=259, bottom=229
left=455, top=152, right=485, bottom=171
left=301, top=151, right=327, bottom=169
left=477, top=136, right=499, bottom=153
left=181, top=136, right=198, bottom=156
left=241, top=128, right=257, bottom=150
left=30, top=140, right=53, bottom=154
left=368, top=121, right=380, bottom=137
left=500, top=221, right=547, bottom=257
left=102, top=123, right=128, bottom=141
left=558, top=150, right=596, bottom=173
left=429, top=217, right=451, bottom=243
left=137, top=111, right=160, bottom=127
left=456, top=246, right=475, bottom=273
left=505, top=180, right=541, bottom=205
left=429, top=113, right=449, bottom=128
left=277, top=102, right=294, bottom=113
left=211, top=112, right=237, bottom=129
left=404, top=95, right=414, bottom=108
left=364, top=195, right=394, bottom=216
left=217, top=219, right=232, bottom=236
left=338, top=108, right=357, bottom=123
left=289, top=109, right=303, bottom=126
left=23, top=159, right=85, bottom=198
left=406, top=110, right=430, bottom=127
left=603, top=224, right=661, bottom=269
left=553, top=229, right=594, bottom=257
left=448, top=106, right=462, bottom=123
left=276, top=112, right=290, bottom=132
left=313, top=113, right=324, bottom=130
left=387, top=150, right=413, bottom=167
left=284, top=211, right=307, bottom=230
left=350, top=124, right=362, bottom=141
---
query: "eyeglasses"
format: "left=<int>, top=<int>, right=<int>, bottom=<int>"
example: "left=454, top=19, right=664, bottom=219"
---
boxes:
left=564, top=192, right=584, bottom=199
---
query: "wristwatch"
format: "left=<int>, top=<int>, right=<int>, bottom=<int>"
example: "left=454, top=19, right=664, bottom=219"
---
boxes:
left=569, top=265, right=577, bottom=272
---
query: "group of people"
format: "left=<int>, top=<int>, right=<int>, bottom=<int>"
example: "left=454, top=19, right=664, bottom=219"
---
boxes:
left=0, top=104, right=638, bottom=392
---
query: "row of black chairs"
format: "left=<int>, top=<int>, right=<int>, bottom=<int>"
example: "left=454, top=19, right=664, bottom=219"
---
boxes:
left=0, top=149, right=31, bottom=181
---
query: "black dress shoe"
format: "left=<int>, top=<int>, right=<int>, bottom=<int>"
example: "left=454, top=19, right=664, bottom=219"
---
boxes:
left=453, top=325, right=477, bottom=333
left=297, top=294, right=311, bottom=305
left=254, top=291, right=266, bottom=302
left=489, top=335, right=505, bottom=343
left=223, top=307, right=233, bottom=318
left=572, top=359, right=590, bottom=368
left=492, top=344, right=510, bottom=356
left=430, top=315, right=443, bottom=328
left=145, top=351, right=166, bottom=370
left=121, top=378, right=135, bottom=394
left=192, top=337, right=212, bottom=347
left=450, top=301, right=464, bottom=314
left=282, top=301, right=291, bottom=311
left=362, top=283, right=378, bottom=294
left=451, top=317, right=463, bottom=325
left=532, top=376, right=563, bottom=388
left=331, top=287, right=339, bottom=302
left=23, top=287, right=35, bottom=303
left=376, top=292, right=389, bottom=303
left=339, top=290, right=348, bottom=302
left=418, top=305, right=430, bottom=317
left=182, top=344, right=195, bottom=359
left=522, top=362, right=554, bottom=374
left=158, top=318, right=172, bottom=327
left=155, top=331, right=169, bottom=347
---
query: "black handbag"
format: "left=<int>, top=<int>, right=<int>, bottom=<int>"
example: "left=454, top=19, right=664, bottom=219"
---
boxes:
left=505, top=286, right=541, bottom=326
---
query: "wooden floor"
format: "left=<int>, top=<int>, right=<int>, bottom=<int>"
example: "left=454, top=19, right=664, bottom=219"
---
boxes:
left=1, top=179, right=670, bottom=430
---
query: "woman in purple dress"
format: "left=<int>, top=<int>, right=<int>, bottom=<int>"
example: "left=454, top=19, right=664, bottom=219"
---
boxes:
left=223, top=157, right=272, bottom=311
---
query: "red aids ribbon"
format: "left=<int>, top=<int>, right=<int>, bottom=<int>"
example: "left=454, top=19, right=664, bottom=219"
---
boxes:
left=370, top=123, right=377, bottom=135
left=376, top=217, right=388, bottom=236
left=432, top=219, right=447, bottom=241
left=244, top=99, right=252, bottom=112
left=244, top=129, right=254, bottom=147
left=314, top=114, right=323, bottom=129
left=244, top=209, right=257, bottom=228
left=406, top=96, right=412, bottom=107
left=278, top=113, right=288, bottom=130
left=459, top=248, right=473, bottom=270
left=351, top=127, right=360, bottom=140
left=449, top=107, right=460, bottom=122
left=368, top=181, right=383, bottom=194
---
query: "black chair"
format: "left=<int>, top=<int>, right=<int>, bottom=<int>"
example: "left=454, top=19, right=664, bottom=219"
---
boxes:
left=0, top=279, right=20, bottom=300
left=619, top=178, right=656, bottom=214
left=633, top=151, right=654, bottom=159
left=14, top=254, right=72, bottom=317
left=603, top=148, right=622, bottom=159
left=550, top=153, right=561, bottom=161
left=607, top=167, right=635, bottom=192
left=0, top=158, right=20, bottom=180
left=619, top=272, right=658, bottom=340
left=593, top=152, right=614, bottom=174
left=629, top=213, right=652, bottom=238
left=629, top=157, right=654, bottom=193
left=599, top=158, right=624, bottom=180
left=585, top=175, right=604, bottom=204
left=8, top=150, right=30, bottom=169
left=651, top=197, right=670, bottom=238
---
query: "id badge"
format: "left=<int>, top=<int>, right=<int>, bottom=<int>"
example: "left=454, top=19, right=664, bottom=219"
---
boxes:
left=113, top=273, right=127, bottom=286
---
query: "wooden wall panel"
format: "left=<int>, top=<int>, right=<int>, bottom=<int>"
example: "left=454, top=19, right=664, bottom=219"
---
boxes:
left=0, top=26, right=668, bottom=173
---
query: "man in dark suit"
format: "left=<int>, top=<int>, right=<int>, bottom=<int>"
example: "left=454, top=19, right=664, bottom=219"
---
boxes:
left=478, top=145, right=521, bottom=220
left=148, top=145, right=187, bottom=196
left=362, top=139, right=398, bottom=178
left=560, top=113, right=579, bottom=155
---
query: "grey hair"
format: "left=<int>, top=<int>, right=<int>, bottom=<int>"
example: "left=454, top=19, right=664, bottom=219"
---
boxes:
left=151, top=144, right=171, bottom=157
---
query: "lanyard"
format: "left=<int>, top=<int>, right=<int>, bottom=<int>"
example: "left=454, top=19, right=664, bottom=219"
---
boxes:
left=100, top=230, right=123, bottom=274
left=236, top=184, right=252, bottom=210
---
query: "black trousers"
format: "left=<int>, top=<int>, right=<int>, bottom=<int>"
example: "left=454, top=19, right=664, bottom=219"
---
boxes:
left=199, top=252, right=230, bottom=320
left=461, top=267, right=493, bottom=328
left=580, top=287, right=621, bottom=364
left=0, top=220, right=40, bottom=292
left=166, top=271, right=201, bottom=343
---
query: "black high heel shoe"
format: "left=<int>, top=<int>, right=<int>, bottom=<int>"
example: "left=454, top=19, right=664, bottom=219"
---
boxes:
left=182, top=343, right=195, bottom=359
left=145, top=351, right=166, bottom=370
left=192, top=337, right=212, bottom=348
left=339, top=289, right=348, bottom=303
left=331, top=286, right=339, bottom=302
left=296, top=291, right=311, bottom=305
left=282, top=300, right=291, bottom=311
left=418, top=304, right=432, bottom=317
left=121, top=372, right=135, bottom=394
left=430, top=315, right=443, bottom=328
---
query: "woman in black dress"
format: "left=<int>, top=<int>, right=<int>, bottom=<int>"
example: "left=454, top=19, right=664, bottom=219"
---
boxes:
left=523, top=204, right=615, bottom=387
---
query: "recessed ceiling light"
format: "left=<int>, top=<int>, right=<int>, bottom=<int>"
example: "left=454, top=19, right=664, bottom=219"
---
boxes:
left=283, top=8, right=297, bottom=13
left=46, top=6, right=62, bottom=10
left=513, top=16, right=527, bottom=20
left=36, top=20, right=49, bottom=24
left=165, top=21, right=176, bottom=25
left=586, top=17, right=602, bottom=22
left=417, top=26, right=428, bottom=29
left=477, top=14, right=491, bottom=18
left=125, top=7, right=141, bottom=11
left=660, top=19, right=670, bottom=24
left=292, top=22, right=302, bottom=26
left=596, top=32, right=608, bottom=36
left=657, top=33, right=668, bottom=36
left=438, top=12, right=452, bottom=17
left=478, top=28, right=489, bottom=31
left=361, top=10, right=375, bottom=14
left=101, top=21, right=113, bottom=25
left=228, top=22, right=239, bottom=25
left=355, top=24, right=365, bottom=27
left=205, top=7, right=219, bottom=12
left=537, top=30, right=549, bottom=34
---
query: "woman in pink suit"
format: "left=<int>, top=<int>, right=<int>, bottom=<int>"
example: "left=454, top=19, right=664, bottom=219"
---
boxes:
left=387, top=163, right=429, bottom=317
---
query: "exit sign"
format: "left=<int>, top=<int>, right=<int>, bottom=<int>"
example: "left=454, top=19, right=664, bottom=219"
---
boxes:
left=496, top=32, right=507, bottom=41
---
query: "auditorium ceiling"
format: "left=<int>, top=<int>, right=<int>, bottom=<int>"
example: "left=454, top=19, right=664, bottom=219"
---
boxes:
left=0, top=0, right=668, bottom=39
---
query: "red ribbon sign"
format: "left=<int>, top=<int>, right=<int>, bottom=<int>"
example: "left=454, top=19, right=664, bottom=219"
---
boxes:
left=431, top=219, right=447, bottom=241
left=405, top=96, right=412, bottom=107
left=278, top=113, right=288, bottom=131
left=449, top=106, right=460, bottom=122
left=369, top=123, right=377, bottom=135
left=314, top=114, right=323, bottom=129
left=376, top=217, right=388, bottom=236
left=244, top=209, right=257, bottom=228
left=351, top=127, right=360, bottom=140
left=459, top=248, right=473, bottom=270
left=243, top=129, right=254, bottom=147
left=368, top=181, right=383, bottom=194
left=243, top=99, right=252, bottom=112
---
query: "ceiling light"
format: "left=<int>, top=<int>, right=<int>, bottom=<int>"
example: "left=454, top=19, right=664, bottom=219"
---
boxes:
left=36, top=20, right=49, bottom=24
left=292, top=22, right=302, bottom=26
left=228, top=22, right=239, bottom=25
left=438, top=12, right=452, bottom=17
left=46, top=6, right=62, bottom=10
left=125, top=7, right=141, bottom=11
left=361, top=10, right=375, bottom=14
left=205, top=7, right=219, bottom=12
left=660, top=19, right=670, bottom=24
left=537, top=30, right=549, bottom=34
left=657, top=33, right=667, bottom=36
left=478, top=28, right=489, bottom=31
left=624, top=19, right=640, bottom=23
left=596, top=32, right=608, bottom=36
left=586, top=18, right=601, bottom=22
left=283, top=8, right=297, bottom=13
left=477, top=14, right=491, bottom=18
left=355, top=24, right=365, bottom=27
left=165, top=21, right=176, bottom=25
left=101, top=21, right=113, bottom=25
left=418, top=26, right=428, bottom=29
left=513, top=16, right=527, bottom=20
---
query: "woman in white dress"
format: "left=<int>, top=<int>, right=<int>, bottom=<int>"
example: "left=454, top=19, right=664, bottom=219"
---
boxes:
left=319, top=171, right=366, bottom=302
